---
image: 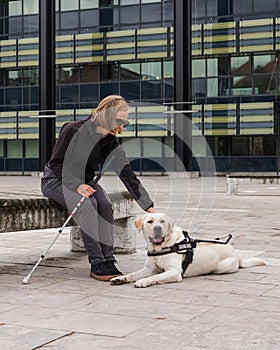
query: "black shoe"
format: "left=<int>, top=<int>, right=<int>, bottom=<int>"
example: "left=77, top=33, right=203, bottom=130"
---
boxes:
left=90, top=262, right=117, bottom=281
left=106, top=261, right=123, bottom=277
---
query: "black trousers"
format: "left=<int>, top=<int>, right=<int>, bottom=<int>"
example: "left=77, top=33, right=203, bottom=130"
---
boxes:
left=41, top=166, right=115, bottom=266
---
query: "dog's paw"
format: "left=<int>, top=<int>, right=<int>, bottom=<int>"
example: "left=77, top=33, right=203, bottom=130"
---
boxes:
left=110, top=276, right=128, bottom=285
left=134, top=278, right=152, bottom=288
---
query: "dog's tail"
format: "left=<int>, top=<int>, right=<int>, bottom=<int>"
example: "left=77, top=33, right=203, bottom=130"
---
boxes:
left=238, top=255, right=266, bottom=268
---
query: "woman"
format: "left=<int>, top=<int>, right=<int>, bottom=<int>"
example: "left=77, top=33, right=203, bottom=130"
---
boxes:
left=41, top=95, right=155, bottom=281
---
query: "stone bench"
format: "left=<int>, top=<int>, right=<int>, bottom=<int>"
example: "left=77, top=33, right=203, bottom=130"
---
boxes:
left=226, top=174, right=280, bottom=195
left=0, top=191, right=136, bottom=254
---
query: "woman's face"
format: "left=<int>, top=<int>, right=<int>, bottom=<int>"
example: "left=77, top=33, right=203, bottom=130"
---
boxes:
left=110, top=110, right=129, bottom=135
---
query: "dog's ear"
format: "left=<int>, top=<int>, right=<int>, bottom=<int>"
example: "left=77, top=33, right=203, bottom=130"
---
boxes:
left=134, top=215, right=145, bottom=231
left=168, top=216, right=175, bottom=232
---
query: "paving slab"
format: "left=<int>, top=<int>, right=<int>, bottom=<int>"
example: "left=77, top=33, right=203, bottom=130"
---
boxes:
left=0, top=175, right=280, bottom=349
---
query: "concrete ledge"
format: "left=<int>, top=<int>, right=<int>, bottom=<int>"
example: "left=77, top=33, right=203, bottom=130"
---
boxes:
left=226, top=175, right=280, bottom=195
left=0, top=191, right=136, bottom=254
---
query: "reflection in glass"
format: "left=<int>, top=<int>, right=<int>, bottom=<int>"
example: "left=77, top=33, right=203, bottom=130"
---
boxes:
left=61, top=0, right=79, bottom=11
left=142, top=62, right=162, bottom=80
left=120, top=63, right=140, bottom=80
left=231, top=56, right=251, bottom=75
left=193, top=59, right=206, bottom=78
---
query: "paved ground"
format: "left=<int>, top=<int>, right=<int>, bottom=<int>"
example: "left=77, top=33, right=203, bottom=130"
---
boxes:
left=0, top=174, right=280, bottom=350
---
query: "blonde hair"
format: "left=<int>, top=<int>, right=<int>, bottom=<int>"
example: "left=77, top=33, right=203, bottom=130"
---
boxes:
left=91, top=95, right=128, bottom=130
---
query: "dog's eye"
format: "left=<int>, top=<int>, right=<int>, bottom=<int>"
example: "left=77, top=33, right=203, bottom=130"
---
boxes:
left=160, top=220, right=166, bottom=224
left=147, top=220, right=153, bottom=224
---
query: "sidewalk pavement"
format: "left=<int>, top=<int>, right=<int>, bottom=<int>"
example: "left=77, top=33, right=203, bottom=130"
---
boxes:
left=0, top=174, right=280, bottom=350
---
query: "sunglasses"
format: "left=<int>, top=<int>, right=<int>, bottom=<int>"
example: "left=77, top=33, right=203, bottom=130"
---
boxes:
left=116, top=118, right=130, bottom=128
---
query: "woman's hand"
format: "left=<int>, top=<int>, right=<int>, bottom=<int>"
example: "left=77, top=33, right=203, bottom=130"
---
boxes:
left=147, top=207, right=156, bottom=213
left=77, top=184, right=96, bottom=198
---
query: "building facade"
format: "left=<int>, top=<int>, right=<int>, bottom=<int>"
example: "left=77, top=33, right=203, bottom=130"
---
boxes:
left=0, top=0, right=279, bottom=173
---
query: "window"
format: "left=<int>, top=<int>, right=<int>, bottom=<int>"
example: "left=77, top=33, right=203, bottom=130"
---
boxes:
left=163, top=61, right=173, bottom=79
left=25, top=140, right=38, bottom=158
left=193, top=59, right=206, bottom=78
left=60, top=66, right=79, bottom=84
left=141, top=61, right=161, bottom=80
left=7, top=139, right=22, bottom=158
left=60, top=11, right=78, bottom=29
left=0, top=140, right=4, bottom=157
left=143, top=137, right=162, bottom=157
left=60, top=0, right=78, bottom=11
left=80, top=0, right=99, bottom=9
left=231, top=56, right=251, bottom=75
left=141, top=3, right=161, bottom=23
left=80, top=65, right=99, bottom=83
left=120, top=5, right=139, bottom=24
left=254, top=0, right=276, bottom=12
left=8, top=0, right=22, bottom=16
left=7, top=71, right=21, bottom=86
left=80, top=9, right=99, bottom=28
left=100, top=63, right=119, bottom=81
left=120, top=63, right=140, bottom=80
left=22, top=68, right=39, bottom=85
left=23, top=0, right=38, bottom=15
left=120, top=0, right=139, bottom=5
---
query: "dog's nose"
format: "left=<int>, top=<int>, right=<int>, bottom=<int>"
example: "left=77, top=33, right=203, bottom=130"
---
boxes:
left=153, top=225, right=162, bottom=236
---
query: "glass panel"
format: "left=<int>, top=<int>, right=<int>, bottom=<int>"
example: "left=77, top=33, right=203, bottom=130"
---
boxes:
left=231, top=136, right=249, bottom=156
left=80, top=9, right=99, bottom=28
left=163, top=0, right=173, bottom=24
left=100, top=63, right=119, bottom=81
left=0, top=140, right=3, bottom=157
left=163, top=61, right=173, bottom=79
left=60, top=11, right=78, bottom=29
left=164, top=137, right=174, bottom=157
left=253, top=74, right=275, bottom=94
left=23, top=14, right=39, bottom=33
left=122, top=137, right=140, bottom=157
left=120, top=0, right=139, bottom=5
left=207, top=78, right=218, bottom=97
left=80, top=83, right=99, bottom=102
left=231, top=56, right=251, bottom=75
left=7, top=16, right=22, bottom=34
left=8, top=0, right=22, bottom=16
left=7, top=139, right=23, bottom=158
left=80, top=65, right=99, bottom=83
left=192, top=136, right=207, bottom=156
left=120, top=5, right=139, bottom=24
left=207, top=58, right=218, bottom=76
left=23, top=68, right=39, bottom=85
left=61, top=67, right=79, bottom=84
left=207, top=0, right=217, bottom=17
left=141, top=80, right=162, bottom=100
left=23, top=0, right=38, bottom=15
left=120, top=81, right=140, bottom=100
left=192, top=0, right=205, bottom=18
left=207, top=136, right=230, bottom=156
left=142, top=0, right=161, bottom=3
left=7, top=71, right=21, bottom=86
left=164, top=78, right=173, bottom=99
left=193, top=59, right=206, bottom=78
left=143, top=137, right=162, bottom=157
left=253, top=55, right=274, bottom=73
left=141, top=61, right=162, bottom=80
left=61, top=0, right=79, bottom=11
left=25, top=139, right=38, bottom=158
left=233, top=0, right=253, bottom=15
left=61, top=85, right=79, bottom=103
left=232, top=76, right=252, bottom=95
left=80, top=0, right=99, bottom=9
left=192, top=78, right=206, bottom=99
left=120, top=63, right=140, bottom=80
left=100, top=82, right=119, bottom=99
left=6, top=87, right=22, bottom=105
left=254, top=0, right=276, bottom=12
left=141, top=4, right=161, bottom=23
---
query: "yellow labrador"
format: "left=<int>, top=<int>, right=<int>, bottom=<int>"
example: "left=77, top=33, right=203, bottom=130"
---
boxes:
left=111, top=213, right=265, bottom=288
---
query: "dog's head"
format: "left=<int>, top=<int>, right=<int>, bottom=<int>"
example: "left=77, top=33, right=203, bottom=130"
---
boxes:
left=135, top=213, right=175, bottom=250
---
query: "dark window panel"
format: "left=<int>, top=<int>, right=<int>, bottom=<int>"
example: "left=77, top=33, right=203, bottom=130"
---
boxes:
left=100, top=82, right=119, bottom=99
left=7, top=16, right=22, bottom=34
left=164, top=78, right=174, bottom=100
left=80, top=83, right=99, bottom=102
left=120, top=81, right=140, bottom=100
left=141, top=80, right=162, bottom=100
left=60, top=11, right=78, bottom=30
left=119, top=5, right=139, bottom=24
left=100, top=63, right=119, bottom=81
left=61, top=84, right=79, bottom=103
left=141, top=4, right=161, bottom=23
left=23, top=14, right=38, bottom=33
left=80, top=65, right=100, bottom=83
left=80, top=9, right=99, bottom=28
left=6, top=87, right=22, bottom=105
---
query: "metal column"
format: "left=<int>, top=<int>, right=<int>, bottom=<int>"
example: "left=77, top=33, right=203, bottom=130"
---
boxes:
left=173, top=0, right=192, bottom=171
left=39, top=0, right=56, bottom=171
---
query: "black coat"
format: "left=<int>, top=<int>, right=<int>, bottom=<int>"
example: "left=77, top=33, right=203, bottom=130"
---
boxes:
left=45, top=116, right=153, bottom=211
